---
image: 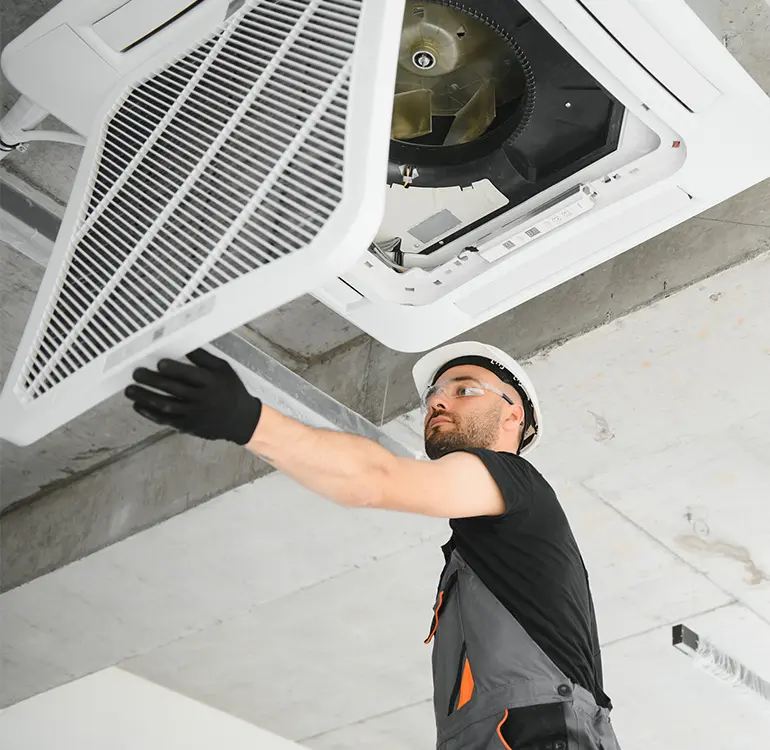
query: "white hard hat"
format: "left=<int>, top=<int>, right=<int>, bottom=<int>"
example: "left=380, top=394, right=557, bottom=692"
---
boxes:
left=412, top=341, right=542, bottom=455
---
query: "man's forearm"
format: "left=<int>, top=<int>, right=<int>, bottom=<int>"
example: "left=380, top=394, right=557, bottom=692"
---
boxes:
left=245, top=404, right=395, bottom=508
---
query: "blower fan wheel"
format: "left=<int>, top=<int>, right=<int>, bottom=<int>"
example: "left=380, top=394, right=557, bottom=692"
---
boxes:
left=391, top=0, right=527, bottom=147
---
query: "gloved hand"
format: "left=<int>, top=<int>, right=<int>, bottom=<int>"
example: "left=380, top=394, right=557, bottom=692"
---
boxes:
left=125, top=348, right=262, bottom=445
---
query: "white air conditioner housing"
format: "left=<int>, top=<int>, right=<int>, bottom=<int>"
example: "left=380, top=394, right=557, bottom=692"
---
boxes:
left=1, top=0, right=769, bottom=444
left=315, top=0, right=770, bottom=351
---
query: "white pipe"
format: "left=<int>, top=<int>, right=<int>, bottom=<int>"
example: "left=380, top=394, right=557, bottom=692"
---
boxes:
left=0, top=94, right=85, bottom=160
left=1, top=95, right=49, bottom=136
left=14, top=130, right=86, bottom=146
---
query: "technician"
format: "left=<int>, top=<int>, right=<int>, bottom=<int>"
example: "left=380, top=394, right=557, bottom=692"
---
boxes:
left=125, top=340, right=621, bottom=750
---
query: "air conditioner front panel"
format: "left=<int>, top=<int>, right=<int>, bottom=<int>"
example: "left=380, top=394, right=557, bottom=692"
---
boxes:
left=0, top=0, right=404, bottom=446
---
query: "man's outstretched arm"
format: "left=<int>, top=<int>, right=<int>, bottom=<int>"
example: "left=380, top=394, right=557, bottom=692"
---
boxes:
left=246, top=404, right=393, bottom=508
left=246, top=405, right=504, bottom=517
left=126, top=349, right=504, bottom=518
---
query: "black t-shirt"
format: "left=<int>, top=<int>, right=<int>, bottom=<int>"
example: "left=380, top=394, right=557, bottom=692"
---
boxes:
left=448, top=448, right=611, bottom=709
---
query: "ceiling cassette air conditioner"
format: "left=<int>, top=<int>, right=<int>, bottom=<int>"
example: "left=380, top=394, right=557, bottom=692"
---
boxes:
left=0, top=0, right=404, bottom=445
left=3, top=0, right=770, bottom=445
left=313, top=0, right=770, bottom=351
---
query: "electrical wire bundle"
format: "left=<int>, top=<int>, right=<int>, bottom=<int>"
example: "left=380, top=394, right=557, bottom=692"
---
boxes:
left=368, top=238, right=406, bottom=272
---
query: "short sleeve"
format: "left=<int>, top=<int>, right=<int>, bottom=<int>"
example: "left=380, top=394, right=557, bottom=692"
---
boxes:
left=448, top=448, right=533, bottom=524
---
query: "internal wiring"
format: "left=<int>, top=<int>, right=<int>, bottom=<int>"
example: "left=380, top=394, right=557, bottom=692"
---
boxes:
left=367, top=238, right=477, bottom=273
left=368, top=239, right=407, bottom=272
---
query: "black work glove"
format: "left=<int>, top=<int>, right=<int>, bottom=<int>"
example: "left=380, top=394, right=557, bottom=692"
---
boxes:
left=125, top=348, right=262, bottom=445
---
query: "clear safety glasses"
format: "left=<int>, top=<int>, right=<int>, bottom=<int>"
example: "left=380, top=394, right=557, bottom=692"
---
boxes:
left=420, top=377, right=514, bottom=412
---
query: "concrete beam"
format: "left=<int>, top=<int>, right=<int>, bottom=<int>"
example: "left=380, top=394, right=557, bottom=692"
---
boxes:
left=0, top=327, right=416, bottom=591
left=2, top=179, right=768, bottom=591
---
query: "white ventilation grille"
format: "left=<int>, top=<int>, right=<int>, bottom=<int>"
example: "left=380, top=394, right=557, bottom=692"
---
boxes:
left=20, top=0, right=359, bottom=402
left=2, top=0, right=402, bottom=444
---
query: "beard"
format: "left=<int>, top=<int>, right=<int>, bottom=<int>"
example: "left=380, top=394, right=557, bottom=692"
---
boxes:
left=424, top=403, right=503, bottom=460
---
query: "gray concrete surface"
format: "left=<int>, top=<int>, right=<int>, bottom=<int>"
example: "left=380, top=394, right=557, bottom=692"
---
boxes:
left=719, top=0, right=770, bottom=96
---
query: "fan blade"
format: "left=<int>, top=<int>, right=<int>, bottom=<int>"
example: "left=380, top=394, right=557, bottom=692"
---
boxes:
left=395, top=1, right=523, bottom=117
left=391, top=89, right=433, bottom=140
left=443, top=78, right=496, bottom=146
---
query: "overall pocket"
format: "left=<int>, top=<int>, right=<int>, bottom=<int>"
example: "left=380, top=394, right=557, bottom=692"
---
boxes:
left=425, top=570, right=459, bottom=645
left=426, top=570, right=468, bottom=720
left=447, top=642, right=475, bottom=715
left=488, top=704, right=570, bottom=750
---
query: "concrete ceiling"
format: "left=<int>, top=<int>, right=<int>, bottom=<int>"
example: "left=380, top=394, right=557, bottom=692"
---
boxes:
left=3, top=250, right=770, bottom=748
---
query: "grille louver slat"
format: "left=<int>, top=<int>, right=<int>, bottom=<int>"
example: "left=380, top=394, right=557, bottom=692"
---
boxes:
left=19, top=0, right=361, bottom=402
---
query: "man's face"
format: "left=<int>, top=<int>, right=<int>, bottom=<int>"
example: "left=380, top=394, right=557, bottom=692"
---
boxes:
left=422, top=365, right=510, bottom=460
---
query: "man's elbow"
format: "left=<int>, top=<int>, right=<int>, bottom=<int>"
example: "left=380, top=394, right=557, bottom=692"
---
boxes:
left=344, top=455, right=399, bottom=510
left=336, top=484, right=385, bottom=510
left=332, top=466, right=391, bottom=510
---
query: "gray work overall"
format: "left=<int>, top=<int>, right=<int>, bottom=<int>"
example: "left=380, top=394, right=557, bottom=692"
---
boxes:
left=426, top=545, right=621, bottom=750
